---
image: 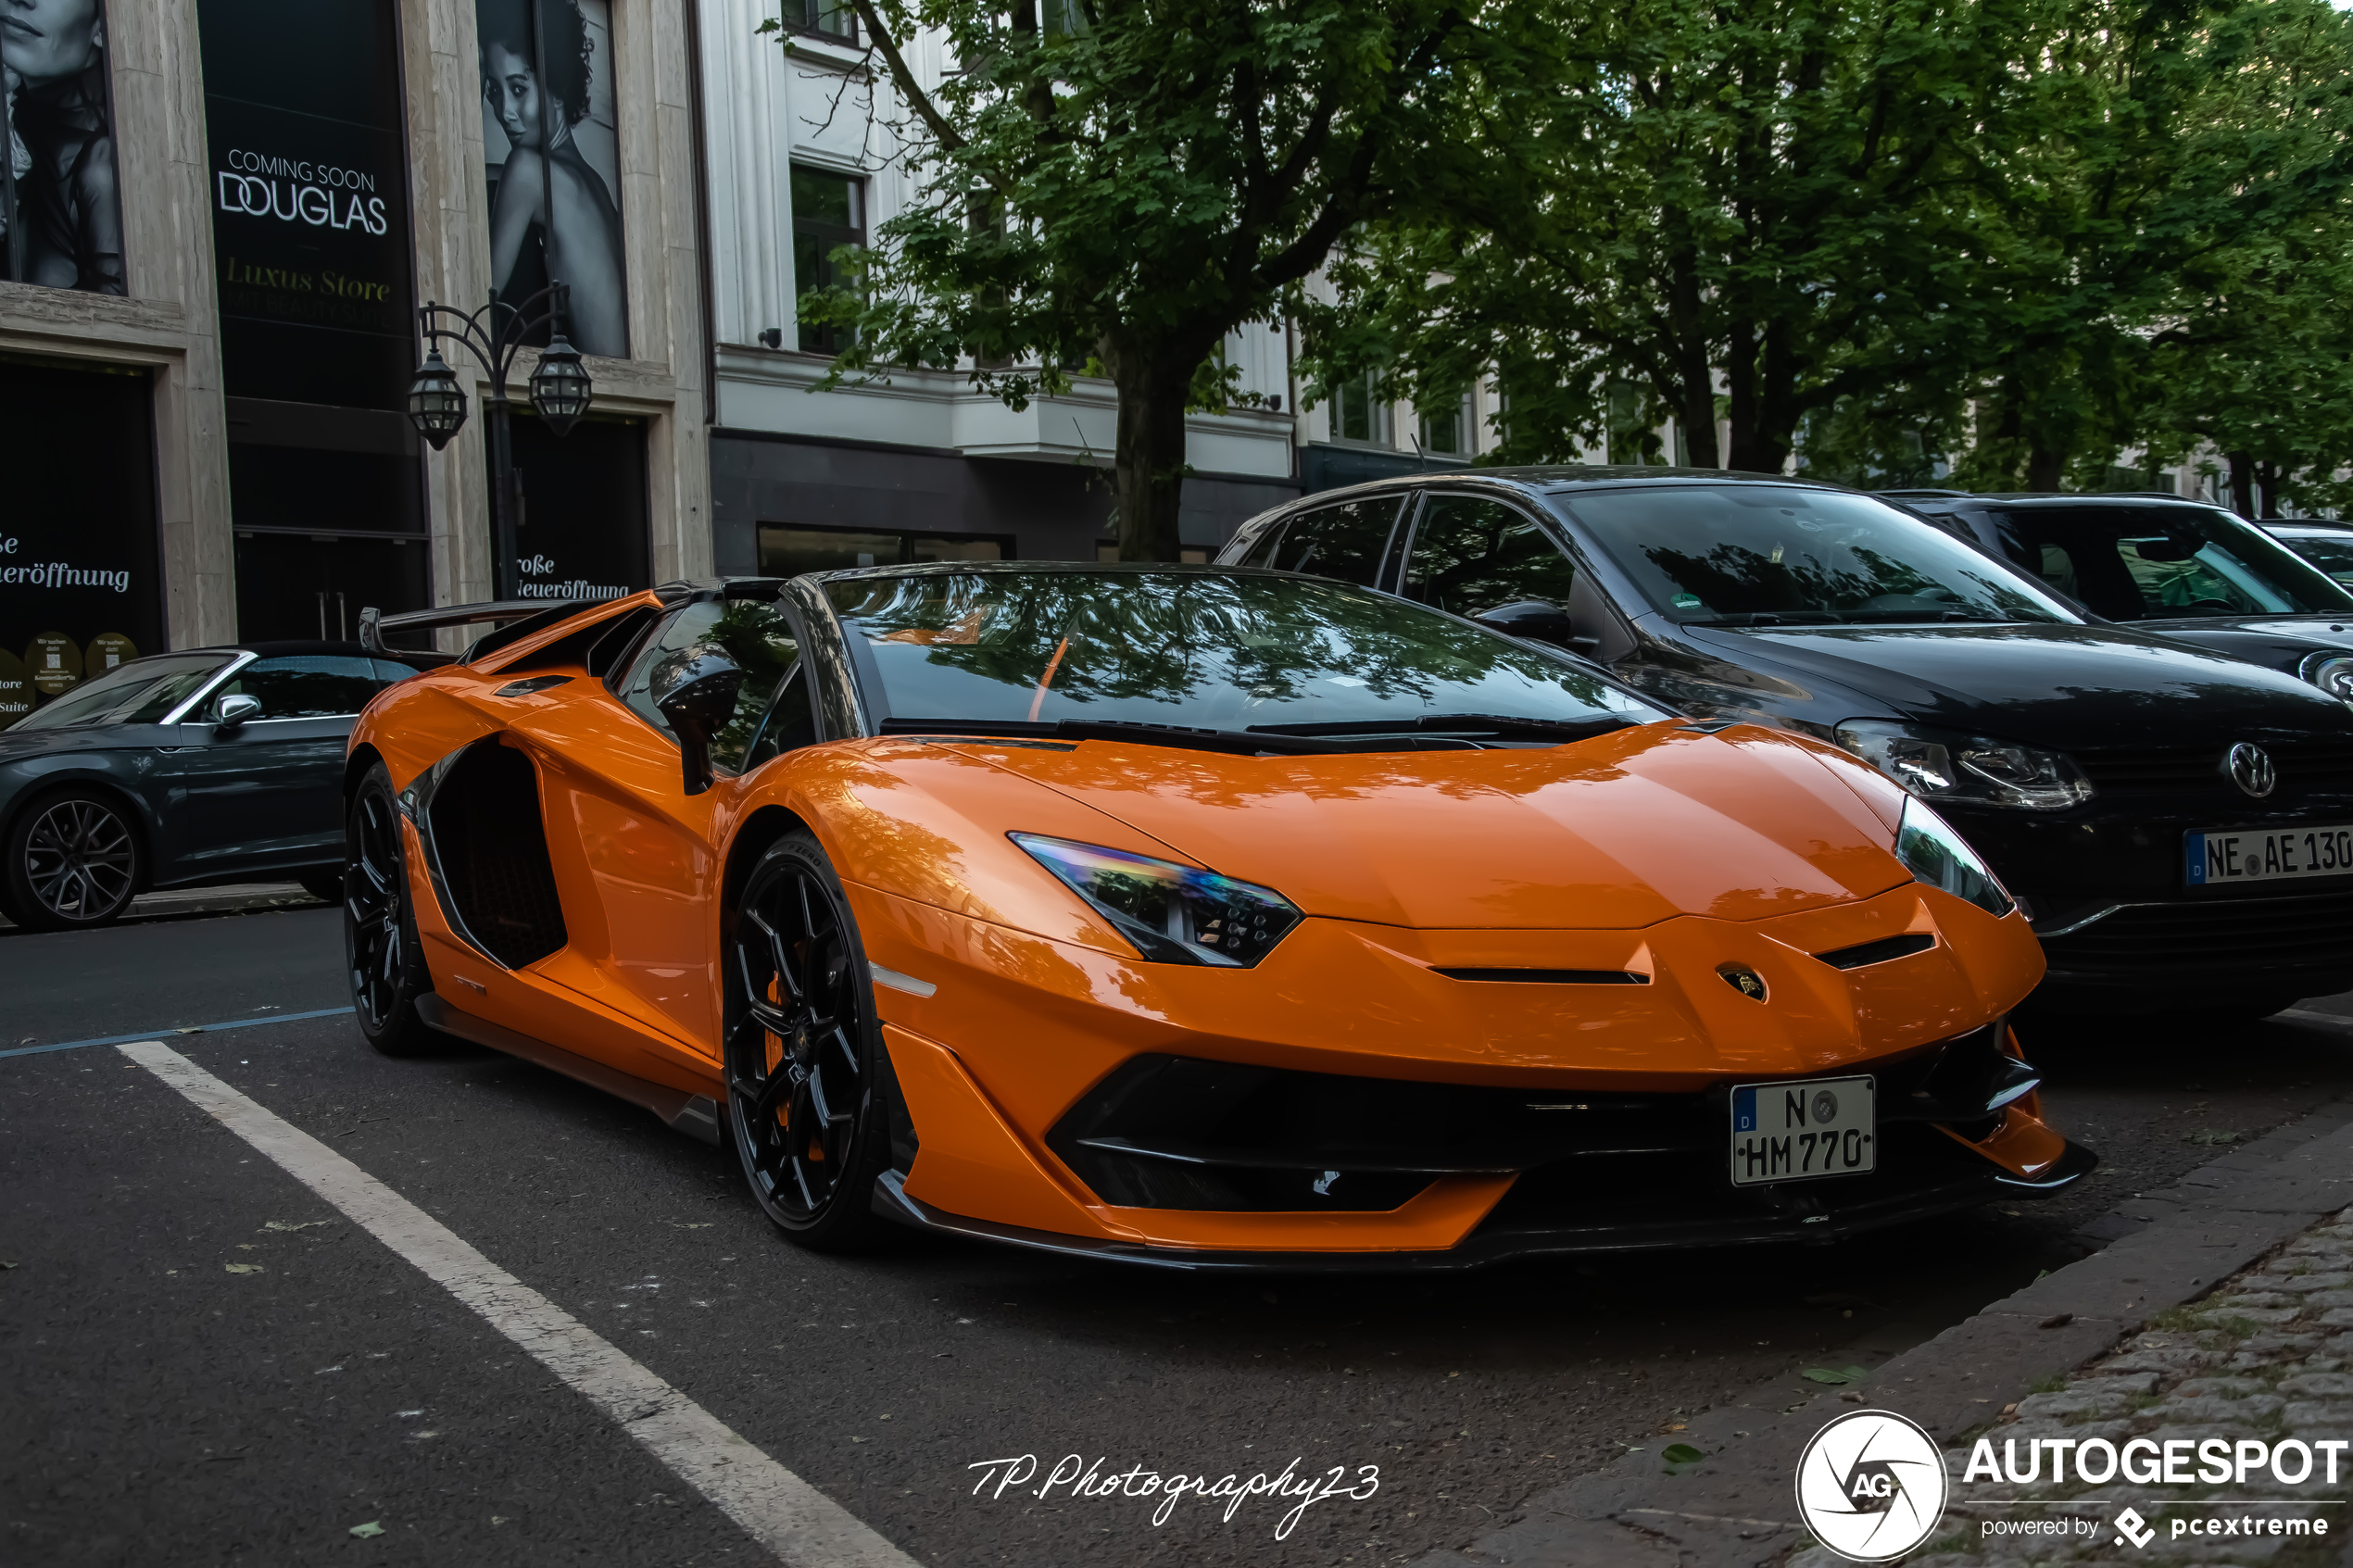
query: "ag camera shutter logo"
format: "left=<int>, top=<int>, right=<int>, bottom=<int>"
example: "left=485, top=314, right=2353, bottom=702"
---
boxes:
left=1794, top=1409, right=1949, bottom=1562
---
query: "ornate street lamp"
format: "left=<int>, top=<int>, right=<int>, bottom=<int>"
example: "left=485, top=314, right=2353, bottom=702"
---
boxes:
left=404, top=282, right=595, bottom=600
left=527, top=332, right=594, bottom=438
left=406, top=348, right=468, bottom=451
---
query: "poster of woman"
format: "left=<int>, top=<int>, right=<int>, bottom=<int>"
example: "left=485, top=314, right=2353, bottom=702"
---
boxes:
left=1, top=0, right=125, bottom=293
left=478, top=0, right=627, bottom=359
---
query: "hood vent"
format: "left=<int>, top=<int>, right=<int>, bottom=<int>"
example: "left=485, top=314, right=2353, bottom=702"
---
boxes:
left=1434, top=968, right=1649, bottom=985
left=1814, top=933, right=1935, bottom=971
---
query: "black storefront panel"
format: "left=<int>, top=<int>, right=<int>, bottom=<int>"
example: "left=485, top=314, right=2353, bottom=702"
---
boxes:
left=233, top=532, right=431, bottom=644
left=509, top=412, right=650, bottom=601
left=198, top=0, right=430, bottom=633
left=0, top=358, right=162, bottom=726
left=198, top=0, right=415, bottom=411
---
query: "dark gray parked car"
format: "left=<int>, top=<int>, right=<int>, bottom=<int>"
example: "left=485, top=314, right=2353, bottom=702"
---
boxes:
left=0, top=643, right=422, bottom=931
left=1217, top=468, right=2353, bottom=1016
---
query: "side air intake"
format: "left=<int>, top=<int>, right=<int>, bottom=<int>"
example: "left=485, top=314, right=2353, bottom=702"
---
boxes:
left=421, top=738, right=567, bottom=969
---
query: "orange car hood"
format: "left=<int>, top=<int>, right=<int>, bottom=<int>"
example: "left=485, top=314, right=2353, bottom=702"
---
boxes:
left=955, top=721, right=1909, bottom=929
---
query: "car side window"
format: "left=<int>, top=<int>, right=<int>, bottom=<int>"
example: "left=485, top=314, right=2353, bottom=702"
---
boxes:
left=1263, top=497, right=1401, bottom=585
left=740, top=664, right=819, bottom=772
left=1233, top=521, right=1290, bottom=569
left=209, top=655, right=396, bottom=719
left=1403, top=495, right=1579, bottom=618
left=618, top=600, right=800, bottom=775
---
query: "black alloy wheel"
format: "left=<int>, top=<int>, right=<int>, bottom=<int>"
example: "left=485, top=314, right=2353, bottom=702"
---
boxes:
left=344, top=763, right=441, bottom=1056
left=724, top=832, right=892, bottom=1250
left=4, top=788, right=142, bottom=931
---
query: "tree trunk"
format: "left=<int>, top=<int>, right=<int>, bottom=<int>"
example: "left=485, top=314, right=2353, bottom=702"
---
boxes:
left=2228, top=451, right=2255, bottom=518
left=1677, top=370, right=1718, bottom=469
left=2025, top=442, right=2064, bottom=493
left=1104, top=344, right=1189, bottom=561
left=1726, top=320, right=1795, bottom=475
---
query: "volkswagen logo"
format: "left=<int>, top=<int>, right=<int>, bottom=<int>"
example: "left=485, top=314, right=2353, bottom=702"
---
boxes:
left=2227, top=742, right=2277, bottom=799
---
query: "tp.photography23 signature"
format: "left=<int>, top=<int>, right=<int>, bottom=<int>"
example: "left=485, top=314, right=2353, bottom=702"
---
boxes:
left=965, top=1452, right=1380, bottom=1538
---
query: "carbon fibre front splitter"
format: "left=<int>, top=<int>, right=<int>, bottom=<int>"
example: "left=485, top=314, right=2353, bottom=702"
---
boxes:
left=867, top=1140, right=2098, bottom=1273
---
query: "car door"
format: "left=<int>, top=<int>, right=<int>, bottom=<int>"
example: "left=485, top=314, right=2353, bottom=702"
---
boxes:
left=1396, top=491, right=1637, bottom=664
left=173, top=655, right=400, bottom=877
left=522, top=596, right=801, bottom=1057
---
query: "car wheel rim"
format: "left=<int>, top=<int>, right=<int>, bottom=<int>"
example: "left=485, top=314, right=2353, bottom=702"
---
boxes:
left=346, top=791, right=406, bottom=1028
left=24, top=799, right=133, bottom=920
left=727, top=863, right=864, bottom=1226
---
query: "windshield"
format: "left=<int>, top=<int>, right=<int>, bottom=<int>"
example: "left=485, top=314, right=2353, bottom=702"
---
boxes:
left=1554, top=485, right=2077, bottom=627
left=1985, top=506, right=2353, bottom=621
left=824, top=570, right=1663, bottom=739
left=2272, top=531, right=2353, bottom=594
left=11, top=652, right=234, bottom=731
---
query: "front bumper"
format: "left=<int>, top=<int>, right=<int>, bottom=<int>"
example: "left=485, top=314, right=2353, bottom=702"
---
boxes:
left=872, top=1131, right=2098, bottom=1273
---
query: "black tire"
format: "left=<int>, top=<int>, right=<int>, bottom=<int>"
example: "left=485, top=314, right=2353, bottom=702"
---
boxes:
left=3, top=787, right=143, bottom=932
left=723, top=831, right=894, bottom=1251
left=297, top=871, right=344, bottom=906
left=343, top=763, right=441, bottom=1057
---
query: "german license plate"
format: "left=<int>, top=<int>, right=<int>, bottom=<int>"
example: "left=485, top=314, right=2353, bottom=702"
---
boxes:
left=2185, top=825, right=2353, bottom=887
left=1730, top=1075, right=1876, bottom=1185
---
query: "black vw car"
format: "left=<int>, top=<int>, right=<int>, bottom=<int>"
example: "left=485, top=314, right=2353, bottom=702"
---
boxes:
left=0, top=643, right=422, bottom=931
left=1217, top=469, right=2353, bottom=1015
left=1894, top=490, right=2353, bottom=706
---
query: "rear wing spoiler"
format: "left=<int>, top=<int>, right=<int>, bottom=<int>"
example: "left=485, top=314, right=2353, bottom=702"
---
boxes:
left=359, top=599, right=588, bottom=668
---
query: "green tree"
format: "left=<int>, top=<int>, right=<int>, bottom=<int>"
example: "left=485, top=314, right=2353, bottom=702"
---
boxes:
left=1306, top=0, right=2070, bottom=474
left=1318, top=0, right=2353, bottom=501
left=801, top=1, right=1542, bottom=559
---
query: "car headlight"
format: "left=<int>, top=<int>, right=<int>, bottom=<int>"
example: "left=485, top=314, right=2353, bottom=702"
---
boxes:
left=1894, top=797, right=2015, bottom=918
left=2300, top=651, right=2353, bottom=704
left=1012, top=834, right=1303, bottom=967
left=1834, top=720, right=2093, bottom=811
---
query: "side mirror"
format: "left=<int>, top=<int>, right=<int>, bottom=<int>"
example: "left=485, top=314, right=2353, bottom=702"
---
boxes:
left=650, top=643, right=745, bottom=796
left=212, top=693, right=262, bottom=730
left=1469, top=599, right=1579, bottom=647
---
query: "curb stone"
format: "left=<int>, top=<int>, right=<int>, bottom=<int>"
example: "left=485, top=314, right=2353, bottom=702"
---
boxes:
left=1405, top=1073, right=2353, bottom=1568
left=0, top=881, right=320, bottom=934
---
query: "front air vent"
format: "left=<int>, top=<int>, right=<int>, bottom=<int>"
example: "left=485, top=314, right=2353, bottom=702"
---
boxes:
left=422, top=738, right=567, bottom=970
left=1814, top=933, right=1936, bottom=971
left=1434, top=968, right=1650, bottom=985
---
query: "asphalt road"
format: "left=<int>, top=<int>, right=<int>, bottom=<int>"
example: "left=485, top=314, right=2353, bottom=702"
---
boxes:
left=6, top=907, right=2353, bottom=1566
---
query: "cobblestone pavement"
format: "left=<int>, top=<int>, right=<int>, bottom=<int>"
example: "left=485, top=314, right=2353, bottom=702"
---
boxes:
left=1793, top=1206, right=2353, bottom=1566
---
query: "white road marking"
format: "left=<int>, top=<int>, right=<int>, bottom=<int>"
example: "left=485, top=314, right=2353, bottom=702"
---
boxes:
left=120, top=1040, right=919, bottom=1568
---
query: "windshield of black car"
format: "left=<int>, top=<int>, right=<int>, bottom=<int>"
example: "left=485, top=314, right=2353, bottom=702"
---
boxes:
left=1554, top=485, right=2077, bottom=626
left=824, top=571, right=1664, bottom=738
left=1982, top=506, right=2353, bottom=620
left=2281, top=531, right=2353, bottom=590
left=11, top=652, right=234, bottom=731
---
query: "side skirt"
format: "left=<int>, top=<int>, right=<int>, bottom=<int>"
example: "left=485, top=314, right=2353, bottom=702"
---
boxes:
left=416, top=994, right=721, bottom=1147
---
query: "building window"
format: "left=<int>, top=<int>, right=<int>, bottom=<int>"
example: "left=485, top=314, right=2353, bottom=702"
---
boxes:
left=1418, top=392, right=1467, bottom=456
left=792, top=0, right=857, bottom=42
left=1331, top=371, right=1389, bottom=445
left=758, top=525, right=1009, bottom=577
left=792, top=166, right=864, bottom=353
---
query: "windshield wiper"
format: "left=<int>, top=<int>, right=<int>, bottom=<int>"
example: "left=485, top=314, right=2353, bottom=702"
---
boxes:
left=1679, top=610, right=1843, bottom=627
left=1247, top=713, right=1634, bottom=744
left=1839, top=608, right=2009, bottom=624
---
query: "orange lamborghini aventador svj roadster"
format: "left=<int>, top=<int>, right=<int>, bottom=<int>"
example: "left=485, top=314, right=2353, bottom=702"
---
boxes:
left=346, top=564, right=2092, bottom=1267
